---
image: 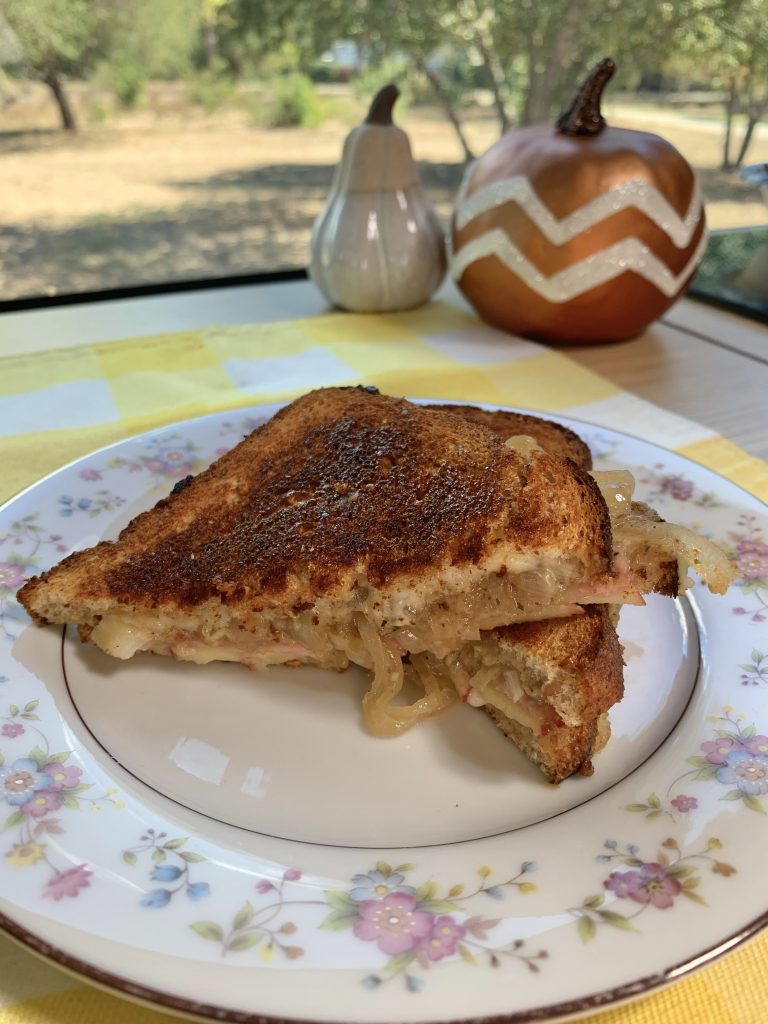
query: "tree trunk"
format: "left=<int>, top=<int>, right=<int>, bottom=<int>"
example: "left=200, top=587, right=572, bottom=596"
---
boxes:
left=519, top=11, right=579, bottom=127
left=417, top=59, right=475, bottom=162
left=203, top=22, right=218, bottom=67
left=733, top=69, right=767, bottom=170
left=721, top=79, right=738, bottom=170
left=44, top=72, right=77, bottom=132
left=476, top=36, right=510, bottom=135
left=734, top=113, right=760, bottom=169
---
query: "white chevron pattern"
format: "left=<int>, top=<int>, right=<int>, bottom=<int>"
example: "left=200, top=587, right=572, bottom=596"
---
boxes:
left=455, top=173, right=703, bottom=249
left=450, top=228, right=709, bottom=302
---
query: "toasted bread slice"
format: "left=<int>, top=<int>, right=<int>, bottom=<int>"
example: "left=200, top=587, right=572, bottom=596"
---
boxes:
left=19, top=388, right=613, bottom=671
left=423, top=408, right=621, bottom=782
left=424, top=404, right=592, bottom=470
left=432, top=606, right=624, bottom=783
left=485, top=707, right=612, bottom=784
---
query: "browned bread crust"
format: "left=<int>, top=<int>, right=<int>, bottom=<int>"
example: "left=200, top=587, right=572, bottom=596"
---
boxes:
left=430, top=406, right=680, bottom=599
left=493, top=605, right=625, bottom=727
left=424, top=404, right=592, bottom=470
left=484, top=606, right=624, bottom=783
left=485, top=706, right=610, bottom=784
left=18, top=387, right=613, bottom=627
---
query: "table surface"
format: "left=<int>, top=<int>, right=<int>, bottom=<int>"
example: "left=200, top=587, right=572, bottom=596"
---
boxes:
left=1, top=282, right=766, bottom=462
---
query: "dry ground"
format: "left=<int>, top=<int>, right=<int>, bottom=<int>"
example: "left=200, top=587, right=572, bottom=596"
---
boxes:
left=1, top=83, right=766, bottom=299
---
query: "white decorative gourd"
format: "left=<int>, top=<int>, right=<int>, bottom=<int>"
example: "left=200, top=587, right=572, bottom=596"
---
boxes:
left=309, top=84, right=447, bottom=312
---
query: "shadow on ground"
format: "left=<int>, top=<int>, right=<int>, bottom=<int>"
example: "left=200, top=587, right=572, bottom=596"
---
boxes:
left=0, top=161, right=465, bottom=299
left=0, top=127, right=108, bottom=156
left=1, top=158, right=761, bottom=300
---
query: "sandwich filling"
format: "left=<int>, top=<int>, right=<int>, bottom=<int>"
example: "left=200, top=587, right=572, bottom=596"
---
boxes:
left=83, top=466, right=733, bottom=738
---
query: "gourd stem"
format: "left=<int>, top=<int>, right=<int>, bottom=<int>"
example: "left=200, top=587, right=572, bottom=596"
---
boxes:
left=556, top=58, right=615, bottom=136
left=366, top=83, right=400, bottom=125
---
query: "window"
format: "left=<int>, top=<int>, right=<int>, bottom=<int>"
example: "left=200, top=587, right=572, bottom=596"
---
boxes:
left=1, top=1, right=766, bottom=306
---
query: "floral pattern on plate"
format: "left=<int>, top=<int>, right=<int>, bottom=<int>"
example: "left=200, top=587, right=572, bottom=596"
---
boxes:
left=724, top=514, right=768, bottom=624
left=0, top=514, right=66, bottom=641
left=1, top=701, right=122, bottom=897
left=82, top=432, right=207, bottom=488
left=122, top=829, right=210, bottom=907
left=190, top=861, right=544, bottom=991
left=572, top=835, right=735, bottom=942
left=627, top=709, right=768, bottom=819
left=634, top=463, right=726, bottom=509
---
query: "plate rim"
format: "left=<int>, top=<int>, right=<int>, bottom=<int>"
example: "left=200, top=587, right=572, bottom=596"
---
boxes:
left=1, top=900, right=766, bottom=1024
left=1, top=396, right=767, bottom=1024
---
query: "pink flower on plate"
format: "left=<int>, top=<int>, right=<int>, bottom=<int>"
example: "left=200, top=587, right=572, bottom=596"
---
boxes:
left=78, top=469, right=102, bottom=482
left=701, top=737, right=746, bottom=764
left=604, top=863, right=681, bottom=909
left=43, top=864, right=92, bottom=901
left=661, top=475, right=694, bottom=501
left=353, top=892, right=433, bottom=955
left=42, top=763, right=82, bottom=791
left=734, top=539, right=768, bottom=581
left=22, top=789, right=62, bottom=818
left=1, top=723, right=24, bottom=739
left=670, top=794, right=698, bottom=813
left=417, top=915, right=467, bottom=962
left=744, top=735, right=768, bottom=757
left=0, top=562, right=26, bottom=591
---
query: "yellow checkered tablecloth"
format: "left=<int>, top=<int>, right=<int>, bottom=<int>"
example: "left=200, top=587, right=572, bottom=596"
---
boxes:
left=0, top=300, right=766, bottom=1024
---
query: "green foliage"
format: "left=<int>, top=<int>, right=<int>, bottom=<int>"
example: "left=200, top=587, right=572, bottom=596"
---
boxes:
left=188, top=57, right=236, bottom=112
left=269, top=73, right=324, bottom=128
left=246, top=92, right=268, bottom=126
left=1, top=0, right=109, bottom=76
left=189, top=921, right=224, bottom=942
left=108, top=0, right=199, bottom=80
left=107, top=56, right=146, bottom=108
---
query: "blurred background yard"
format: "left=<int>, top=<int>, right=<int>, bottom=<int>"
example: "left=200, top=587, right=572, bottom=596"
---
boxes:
left=1, top=0, right=767, bottom=300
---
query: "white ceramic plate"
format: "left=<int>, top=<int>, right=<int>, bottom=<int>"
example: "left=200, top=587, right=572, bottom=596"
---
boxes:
left=1, top=401, right=767, bottom=1024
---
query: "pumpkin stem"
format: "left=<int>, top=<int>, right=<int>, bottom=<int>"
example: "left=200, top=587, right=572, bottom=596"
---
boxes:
left=556, top=58, right=615, bottom=136
left=365, top=83, right=400, bottom=125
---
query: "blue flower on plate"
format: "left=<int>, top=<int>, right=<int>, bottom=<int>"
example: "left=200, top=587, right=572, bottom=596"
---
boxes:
left=716, top=751, right=768, bottom=795
left=151, top=864, right=182, bottom=882
left=349, top=870, right=415, bottom=902
left=140, top=889, right=172, bottom=908
left=0, top=758, right=53, bottom=806
left=186, top=882, right=210, bottom=901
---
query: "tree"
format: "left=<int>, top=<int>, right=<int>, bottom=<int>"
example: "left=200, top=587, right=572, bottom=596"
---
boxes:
left=327, top=1, right=724, bottom=159
left=322, top=0, right=757, bottom=165
left=105, top=0, right=201, bottom=107
left=661, top=0, right=768, bottom=169
left=214, top=0, right=358, bottom=76
left=0, top=0, right=110, bottom=130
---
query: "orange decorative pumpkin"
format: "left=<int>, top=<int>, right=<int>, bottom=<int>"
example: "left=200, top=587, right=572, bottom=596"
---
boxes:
left=451, top=59, right=707, bottom=343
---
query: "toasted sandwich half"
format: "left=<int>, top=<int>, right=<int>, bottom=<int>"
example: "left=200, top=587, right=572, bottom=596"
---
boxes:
left=416, top=405, right=620, bottom=780
left=18, top=389, right=733, bottom=745
left=421, top=404, right=733, bottom=781
left=19, top=387, right=619, bottom=735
